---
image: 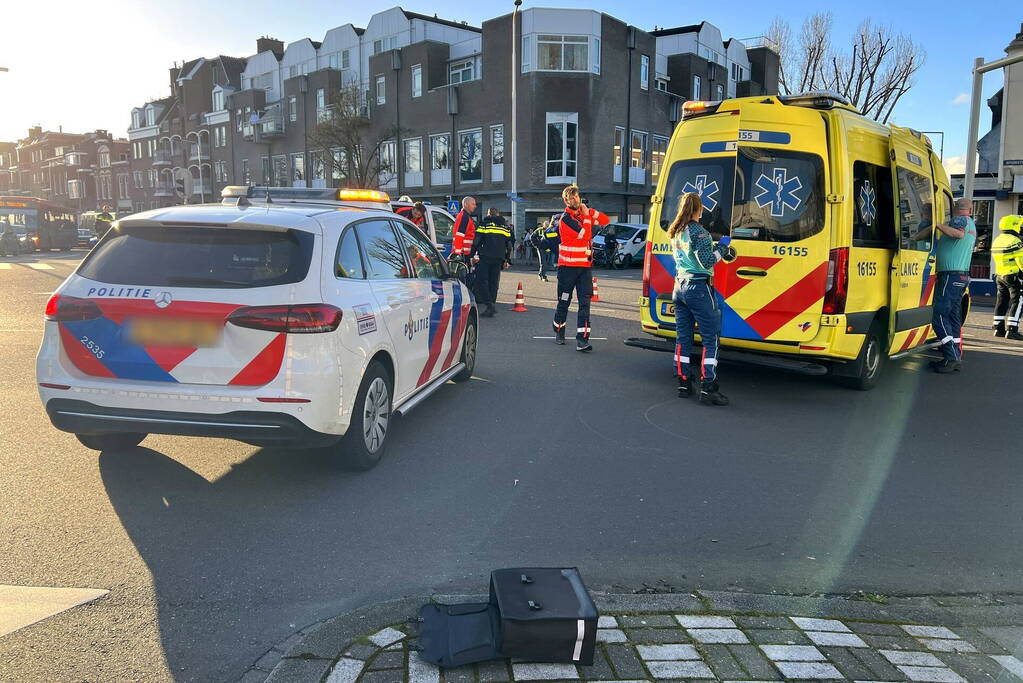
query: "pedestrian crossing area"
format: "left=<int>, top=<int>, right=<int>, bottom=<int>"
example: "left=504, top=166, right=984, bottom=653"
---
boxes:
left=0, top=258, right=80, bottom=272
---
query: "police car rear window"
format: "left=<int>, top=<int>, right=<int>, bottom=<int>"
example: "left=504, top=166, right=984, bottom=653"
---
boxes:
left=78, top=225, right=315, bottom=288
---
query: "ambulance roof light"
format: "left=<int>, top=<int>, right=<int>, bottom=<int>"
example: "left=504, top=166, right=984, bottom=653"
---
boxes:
left=682, top=99, right=722, bottom=119
left=778, top=91, right=852, bottom=110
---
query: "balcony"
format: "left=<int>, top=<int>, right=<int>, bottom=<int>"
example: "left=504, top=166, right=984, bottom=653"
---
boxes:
left=188, top=142, right=210, bottom=162
left=154, top=181, right=174, bottom=197
left=259, top=114, right=286, bottom=138
left=153, top=149, right=172, bottom=166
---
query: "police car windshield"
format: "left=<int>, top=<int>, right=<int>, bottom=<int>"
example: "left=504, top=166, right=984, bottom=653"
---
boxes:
left=661, top=149, right=825, bottom=243
left=78, top=225, right=315, bottom=288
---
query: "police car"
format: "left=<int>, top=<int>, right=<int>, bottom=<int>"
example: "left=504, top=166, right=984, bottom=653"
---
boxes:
left=36, top=186, right=478, bottom=470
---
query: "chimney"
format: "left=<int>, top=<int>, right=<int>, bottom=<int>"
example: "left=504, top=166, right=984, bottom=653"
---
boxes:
left=28, top=126, right=42, bottom=139
left=1007, top=23, right=1023, bottom=54
left=257, top=36, right=284, bottom=56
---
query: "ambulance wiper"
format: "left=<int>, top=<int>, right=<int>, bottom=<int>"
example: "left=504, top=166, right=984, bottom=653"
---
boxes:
left=167, top=275, right=251, bottom=288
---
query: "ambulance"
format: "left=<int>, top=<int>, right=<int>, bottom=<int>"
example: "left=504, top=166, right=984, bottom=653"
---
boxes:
left=629, top=92, right=965, bottom=389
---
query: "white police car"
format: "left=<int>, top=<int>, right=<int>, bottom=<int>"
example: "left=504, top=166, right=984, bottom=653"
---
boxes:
left=36, top=187, right=478, bottom=470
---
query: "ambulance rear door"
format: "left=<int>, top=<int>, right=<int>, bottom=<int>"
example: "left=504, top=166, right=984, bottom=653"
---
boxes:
left=886, top=134, right=936, bottom=353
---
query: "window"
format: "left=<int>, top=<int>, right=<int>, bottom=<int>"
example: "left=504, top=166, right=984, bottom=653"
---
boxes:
left=328, top=53, right=339, bottom=69
left=379, top=140, right=396, bottom=185
left=132, top=111, right=141, bottom=129
left=288, top=96, right=297, bottom=122
left=404, top=138, right=422, bottom=174
left=613, top=127, right=625, bottom=182
left=241, top=158, right=250, bottom=185
left=640, top=55, right=650, bottom=90
left=133, top=170, right=143, bottom=188
left=491, top=125, right=504, bottom=165
left=316, top=88, right=325, bottom=111
left=311, top=153, right=325, bottom=186
left=118, top=173, right=130, bottom=198
left=331, top=148, right=347, bottom=183
left=214, top=160, right=228, bottom=183
left=261, top=156, right=270, bottom=183
left=630, top=130, right=647, bottom=169
left=412, top=64, right=422, bottom=97
left=355, top=219, right=407, bottom=279
left=592, top=38, right=601, bottom=75
left=852, top=161, right=895, bottom=246
left=651, top=136, right=668, bottom=184
left=432, top=210, right=454, bottom=246
left=521, top=36, right=531, bottom=72
left=731, top=63, right=745, bottom=81
left=67, top=180, right=82, bottom=199
left=98, top=146, right=111, bottom=168
left=291, top=153, right=305, bottom=184
left=692, top=75, right=701, bottom=99
left=213, top=90, right=224, bottom=111
left=147, top=139, right=157, bottom=157
left=373, top=40, right=383, bottom=55
left=716, top=84, right=724, bottom=101
left=78, top=226, right=315, bottom=288
left=545, top=112, right=578, bottom=181
left=537, top=35, right=588, bottom=71
left=214, top=126, right=226, bottom=148
left=236, top=108, right=244, bottom=132
left=458, top=129, right=483, bottom=183
left=896, top=167, right=934, bottom=252
left=449, top=60, right=474, bottom=84
left=335, top=227, right=366, bottom=279
left=656, top=78, right=668, bottom=92
left=397, top=222, right=445, bottom=279
left=272, top=155, right=287, bottom=185
left=430, top=134, right=451, bottom=170
left=147, top=169, right=156, bottom=187
left=376, top=75, right=386, bottom=105
left=146, top=108, right=155, bottom=126
left=342, top=49, right=350, bottom=69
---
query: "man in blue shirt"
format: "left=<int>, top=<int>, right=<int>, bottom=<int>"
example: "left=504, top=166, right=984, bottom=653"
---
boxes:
left=930, top=198, right=977, bottom=373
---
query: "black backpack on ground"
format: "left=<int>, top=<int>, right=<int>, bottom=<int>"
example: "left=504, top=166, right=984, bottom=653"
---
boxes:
left=418, top=567, right=598, bottom=668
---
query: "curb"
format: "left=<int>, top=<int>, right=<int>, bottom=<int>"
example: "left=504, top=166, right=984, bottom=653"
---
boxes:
left=240, top=590, right=1023, bottom=682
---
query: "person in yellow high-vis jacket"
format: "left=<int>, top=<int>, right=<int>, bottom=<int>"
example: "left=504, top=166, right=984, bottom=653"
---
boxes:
left=992, top=214, right=1023, bottom=340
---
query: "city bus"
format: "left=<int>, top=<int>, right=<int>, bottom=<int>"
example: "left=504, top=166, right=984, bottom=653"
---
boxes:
left=0, top=197, right=77, bottom=251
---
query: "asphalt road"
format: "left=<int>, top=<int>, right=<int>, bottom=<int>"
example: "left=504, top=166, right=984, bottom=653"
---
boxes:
left=2, top=254, right=1022, bottom=682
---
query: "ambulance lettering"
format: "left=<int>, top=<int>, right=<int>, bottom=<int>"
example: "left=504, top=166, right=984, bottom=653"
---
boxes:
left=900, top=262, right=920, bottom=276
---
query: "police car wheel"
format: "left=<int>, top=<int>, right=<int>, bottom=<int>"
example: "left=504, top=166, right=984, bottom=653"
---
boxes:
left=338, top=361, right=391, bottom=471
left=842, top=321, right=886, bottom=391
left=75, top=432, right=147, bottom=451
left=453, top=316, right=478, bottom=382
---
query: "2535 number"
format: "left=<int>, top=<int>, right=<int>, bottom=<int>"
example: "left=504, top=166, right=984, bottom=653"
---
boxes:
left=79, top=336, right=105, bottom=359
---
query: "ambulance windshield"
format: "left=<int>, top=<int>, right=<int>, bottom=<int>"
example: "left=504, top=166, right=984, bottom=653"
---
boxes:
left=661, top=148, right=825, bottom=243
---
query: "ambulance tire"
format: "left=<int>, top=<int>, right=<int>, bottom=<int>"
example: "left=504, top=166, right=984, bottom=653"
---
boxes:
left=75, top=432, right=147, bottom=451
left=337, top=361, right=391, bottom=471
left=842, top=320, right=886, bottom=391
left=453, top=315, right=478, bottom=382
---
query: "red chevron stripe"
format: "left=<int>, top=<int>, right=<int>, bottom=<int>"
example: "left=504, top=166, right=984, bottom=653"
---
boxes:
left=228, top=333, right=286, bottom=386
left=58, top=324, right=116, bottom=378
left=898, top=328, right=919, bottom=352
left=442, top=303, right=472, bottom=372
left=713, top=256, right=782, bottom=299
left=744, top=262, right=829, bottom=339
left=919, top=273, right=937, bottom=307
left=418, top=308, right=452, bottom=387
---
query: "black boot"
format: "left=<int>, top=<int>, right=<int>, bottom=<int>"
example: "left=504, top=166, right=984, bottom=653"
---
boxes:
left=699, top=380, right=729, bottom=406
left=1007, top=328, right=1023, bottom=341
left=554, top=325, right=565, bottom=345
left=488, top=303, right=498, bottom=316
left=994, top=323, right=1007, bottom=337
left=481, top=304, right=495, bottom=318
left=576, top=337, right=593, bottom=352
left=931, top=359, right=962, bottom=373
left=677, top=376, right=693, bottom=399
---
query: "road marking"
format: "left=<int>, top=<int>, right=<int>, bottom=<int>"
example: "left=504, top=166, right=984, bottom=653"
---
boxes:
left=0, top=263, right=10, bottom=270
left=0, top=584, right=109, bottom=637
left=533, top=336, right=609, bottom=340
left=26, top=263, right=55, bottom=270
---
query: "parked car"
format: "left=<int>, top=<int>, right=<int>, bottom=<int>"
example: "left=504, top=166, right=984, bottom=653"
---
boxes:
left=77, top=228, right=98, bottom=249
left=593, top=223, right=647, bottom=268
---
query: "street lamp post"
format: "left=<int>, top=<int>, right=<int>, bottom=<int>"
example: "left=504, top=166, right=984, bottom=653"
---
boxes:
left=510, top=0, right=521, bottom=231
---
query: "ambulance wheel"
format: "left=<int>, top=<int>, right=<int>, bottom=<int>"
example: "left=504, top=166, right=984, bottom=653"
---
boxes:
left=75, top=432, right=146, bottom=451
left=842, top=321, right=886, bottom=391
left=338, top=361, right=391, bottom=471
left=453, top=315, right=478, bottom=382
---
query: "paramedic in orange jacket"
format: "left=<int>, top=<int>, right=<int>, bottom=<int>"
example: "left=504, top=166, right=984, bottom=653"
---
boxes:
left=451, top=196, right=477, bottom=258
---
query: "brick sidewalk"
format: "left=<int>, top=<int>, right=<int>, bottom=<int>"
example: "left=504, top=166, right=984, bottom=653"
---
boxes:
left=255, top=598, right=1023, bottom=683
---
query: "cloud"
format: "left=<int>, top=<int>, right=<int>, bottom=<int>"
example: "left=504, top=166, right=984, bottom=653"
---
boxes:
left=943, top=156, right=966, bottom=174
left=951, top=93, right=970, bottom=105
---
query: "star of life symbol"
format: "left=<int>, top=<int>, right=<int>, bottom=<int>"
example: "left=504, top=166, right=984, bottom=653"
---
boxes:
left=858, top=179, right=877, bottom=226
left=681, top=174, right=720, bottom=212
left=754, top=167, right=804, bottom=218
left=154, top=291, right=173, bottom=309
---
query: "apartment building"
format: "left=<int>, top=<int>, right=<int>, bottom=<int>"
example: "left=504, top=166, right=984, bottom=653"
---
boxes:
left=0, top=127, right=132, bottom=214
left=121, top=5, right=778, bottom=232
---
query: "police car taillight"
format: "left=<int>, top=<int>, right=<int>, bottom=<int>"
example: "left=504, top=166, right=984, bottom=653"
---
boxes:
left=44, top=294, right=102, bottom=322
left=227, top=304, right=343, bottom=334
left=822, top=247, right=849, bottom=314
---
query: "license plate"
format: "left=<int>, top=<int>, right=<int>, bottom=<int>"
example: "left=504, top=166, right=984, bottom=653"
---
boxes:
left=661, top=302, right=675, bottom=316
left=127, top=317, right=221, bottom=347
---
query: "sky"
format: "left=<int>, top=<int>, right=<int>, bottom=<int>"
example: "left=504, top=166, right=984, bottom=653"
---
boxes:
left=0, top=0, right=1019, bottom=173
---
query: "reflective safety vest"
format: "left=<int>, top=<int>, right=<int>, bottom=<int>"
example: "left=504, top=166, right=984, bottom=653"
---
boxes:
left=993, top=229, right=1023, bottom=276
left=557, top=206, right=609, bottom=268
left=451, top=210, right=476, bottom=256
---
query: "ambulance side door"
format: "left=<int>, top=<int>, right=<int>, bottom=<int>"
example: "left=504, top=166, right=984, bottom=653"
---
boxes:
left=887, top=142, right=936, bottom=353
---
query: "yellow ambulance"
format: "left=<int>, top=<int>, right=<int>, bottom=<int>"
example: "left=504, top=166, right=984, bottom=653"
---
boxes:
left=630, top=92, right=965, bottom=389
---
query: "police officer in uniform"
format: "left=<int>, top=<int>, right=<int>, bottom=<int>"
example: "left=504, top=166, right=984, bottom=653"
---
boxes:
left=551, top=184, right=609, bottom=351
left=992, top=214, right=1023, bottom=340
left=96, top=205, right=114, bottom=237
left=471, top=208, right=513, bottom=318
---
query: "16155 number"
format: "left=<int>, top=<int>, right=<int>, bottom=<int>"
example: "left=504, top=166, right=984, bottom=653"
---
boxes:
left=770, top=246, right=809, bottom=257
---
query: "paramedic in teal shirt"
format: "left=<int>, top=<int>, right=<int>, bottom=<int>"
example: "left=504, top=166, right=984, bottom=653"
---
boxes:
left=930, top=198, right=978, bottom=373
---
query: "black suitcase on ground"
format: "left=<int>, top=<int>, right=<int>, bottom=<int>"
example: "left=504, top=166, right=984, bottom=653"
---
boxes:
left=418, top=567, right=598, bottom=667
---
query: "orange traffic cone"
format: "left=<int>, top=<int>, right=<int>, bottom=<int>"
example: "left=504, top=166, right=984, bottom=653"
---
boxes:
left=591, top=277, right=601, bottom=302
left=511, top=282, right=528, bottom=311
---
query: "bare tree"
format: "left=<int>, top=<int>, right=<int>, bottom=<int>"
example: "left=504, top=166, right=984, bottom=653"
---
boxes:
left=766, top=13, right=925, bottom=123
left=305, top=84, right=398, bottom=189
